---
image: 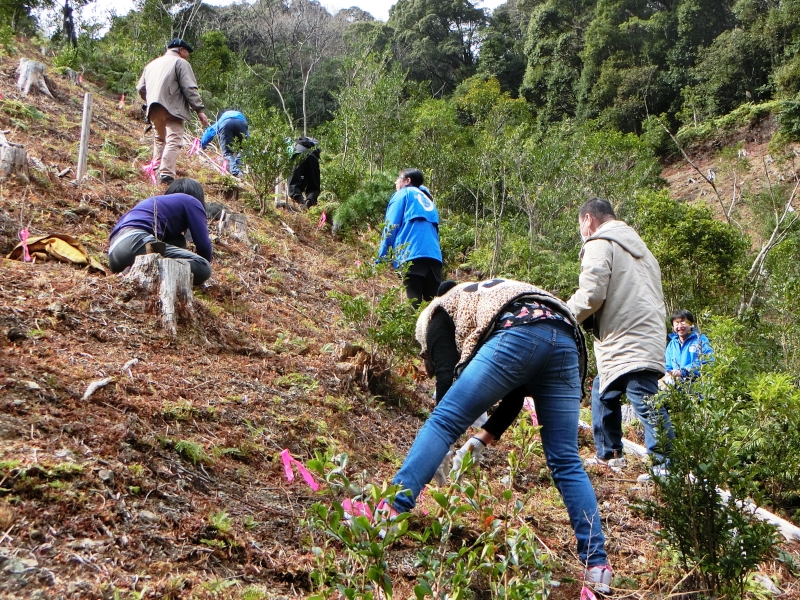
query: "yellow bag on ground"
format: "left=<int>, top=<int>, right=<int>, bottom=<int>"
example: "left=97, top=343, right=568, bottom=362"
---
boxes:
left=7, top=233, right=106, bottom=273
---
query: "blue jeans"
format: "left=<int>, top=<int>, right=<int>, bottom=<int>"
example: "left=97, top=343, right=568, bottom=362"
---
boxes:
left=591, top=371, right=675, bottom=463
left=392, top=321, right=608, bottom=566
left=219, top=120, right=248, bottom=176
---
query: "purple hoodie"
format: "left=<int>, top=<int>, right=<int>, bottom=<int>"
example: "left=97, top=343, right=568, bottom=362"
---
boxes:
left=110, top=193, right=212, bottom=261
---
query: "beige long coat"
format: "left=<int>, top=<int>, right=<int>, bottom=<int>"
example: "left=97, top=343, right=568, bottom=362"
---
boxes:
left=567, top=220, right=666, bottom=395
left=137, top=49, right=204, bottom=122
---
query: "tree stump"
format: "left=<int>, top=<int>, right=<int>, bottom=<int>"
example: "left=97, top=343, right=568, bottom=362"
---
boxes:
left=122, top=254, right=193, bottom=337
left=16, top=59, right=54, bottom=98
left=0, top=145, right=30, bottom=182
left=63, top=68, right=80, bottom=85
left=218, top=210, right=248, bottom=242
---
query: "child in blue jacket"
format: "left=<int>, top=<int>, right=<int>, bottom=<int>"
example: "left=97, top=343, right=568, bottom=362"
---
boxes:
left=665, top=309, right=714, bottom=381
left=377, top=168, right=442, bottom=306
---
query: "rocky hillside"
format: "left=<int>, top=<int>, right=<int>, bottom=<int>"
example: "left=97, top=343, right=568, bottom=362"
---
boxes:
left=0, top=45, right=797, bottom=599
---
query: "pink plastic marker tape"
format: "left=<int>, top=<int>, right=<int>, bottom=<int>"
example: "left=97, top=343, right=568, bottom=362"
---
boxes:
left=523, top=397, right=539, bottom=426
left=280, top=449, right=319, bottom=491
left=188, top=137, right=201, bottom=156
left=118, top=94, right=125, bottom=110
left=341, top=498, right=373, bottom=520
left=19, top=228, right=30, bottom=262
left=317, top=212, right=327, bottom=230
left=416, top=485, right=429, bottom=515
left=581, top=586, right=598, bottom=600
left=141, top=159, right=160, bottom=185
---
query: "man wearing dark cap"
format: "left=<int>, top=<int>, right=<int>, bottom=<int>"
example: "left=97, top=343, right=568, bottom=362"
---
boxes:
left=137, top=39, right=208, bottom=185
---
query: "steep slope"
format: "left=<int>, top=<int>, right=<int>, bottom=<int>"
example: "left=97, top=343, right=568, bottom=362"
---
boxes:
left=0, top=46, right=797, bottom=599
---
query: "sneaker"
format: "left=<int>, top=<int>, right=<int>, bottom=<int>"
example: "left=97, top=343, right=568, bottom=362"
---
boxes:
left=159, top=175, right=174, bottom=185
left=451, top=436, right=486, bottom=479
left=584, top=564, right=613, bottom=593
left=584, top=456, right=626, bottom=470
left=637, top=465, right=669, bottom=483
left=433, top=449, right=454, bottom=486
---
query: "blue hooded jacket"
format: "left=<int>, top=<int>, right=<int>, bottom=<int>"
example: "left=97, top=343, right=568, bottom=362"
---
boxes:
left=377, top=185, right=442, bottom=268
left=201, top=111, right=247, bottom=149
left=665, top=329, right=713, bottom=378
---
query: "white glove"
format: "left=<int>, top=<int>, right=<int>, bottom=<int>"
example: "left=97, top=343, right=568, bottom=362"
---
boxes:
left=433, top=448, right=454, bottom=486
left=451, top=437, right=486, bottom=480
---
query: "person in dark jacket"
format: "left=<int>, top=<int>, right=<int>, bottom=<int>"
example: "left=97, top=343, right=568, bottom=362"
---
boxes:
left=288, top=137, right=321, bottom=208
left=200, top=110, right=249, bottom=176
left=108, top=178, right=212, bottom=285
left=377, top=168, right=442, bottom=307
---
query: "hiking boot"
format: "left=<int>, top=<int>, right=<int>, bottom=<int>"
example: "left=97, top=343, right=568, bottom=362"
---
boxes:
left=584, top=456, right=626, bottom=470
left=433, top=449, right=454, bottom=486
left=584, top=564, right=613, bottom=593
left=637, top=465, right=669, bottom=483
left=451, top=436, right=486, bottom=480
left=159, top=175, right=174, bottom=185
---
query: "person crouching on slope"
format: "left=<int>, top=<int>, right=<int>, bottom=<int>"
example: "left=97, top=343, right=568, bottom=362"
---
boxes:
left=391, top=278, right=614, bottom=593
left=108, top=178, right=212, bottom=286
left=419, top=280, right=527, bottom=484
left=377, top=168, right=442, bottom=308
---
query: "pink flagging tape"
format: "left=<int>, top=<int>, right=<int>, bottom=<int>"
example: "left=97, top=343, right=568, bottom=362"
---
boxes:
left=19, top=228, right=30, bottom=262
left=342, top=498, right=373, bottom=520
left=523, top=397, right=539, bottom=426
left=118, top=94, right=125, bottom=110
left=141, top=159, right=160, bottom=184
left=417, top=486, right=429, bottom=515
left=188, top=138, right=201, bottom=156
left=581, top=586, right=598, bottom=600
left=280, top=449, right=319, bottom=491
left=317, top=212, right=327, bottom=230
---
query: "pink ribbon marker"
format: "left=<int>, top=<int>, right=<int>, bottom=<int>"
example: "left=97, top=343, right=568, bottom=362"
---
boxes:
left=188, top=137, right=201, bottom=156
left=19, top=228, right=30, bottom=262
left=118, top=94, right=125, bottom=110
left=141, top=159, right=160, bottom=185
left=523, top=397, right=539, bottom=426
left=280, top=449, right=319, bottom=491
left=342, top=498, right=373, bottom=520
left=581, top=586, right=598, bottom=600
left=416, top=485, right=430, bottom=515
left=317, top=212, right=327, bottom=230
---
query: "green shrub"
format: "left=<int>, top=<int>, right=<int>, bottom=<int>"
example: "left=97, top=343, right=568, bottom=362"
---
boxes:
left=240, top=108, right=296, bottom=213
left=331, top=172, right=393, bottom=237
left=644, top=357, right=778, bottom=597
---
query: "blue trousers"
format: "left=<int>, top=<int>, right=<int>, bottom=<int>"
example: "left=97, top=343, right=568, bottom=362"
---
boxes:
left=392, top=321, right=608, bottom=566
left=591, top=371, right=675, bottom=463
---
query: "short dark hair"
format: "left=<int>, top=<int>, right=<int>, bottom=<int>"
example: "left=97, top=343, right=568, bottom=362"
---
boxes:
left=436, top=280, right=457, bottom=297
left=399, top=168, right=424, bottom=188
left=671, top=309, right=695, bottom=324
left=579, top=197, right=616, bottom=220
left=166, top=178, right=205, bottom=206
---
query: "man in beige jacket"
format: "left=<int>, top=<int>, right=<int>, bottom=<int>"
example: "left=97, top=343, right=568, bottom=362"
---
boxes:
left=137, top=39, right=208, bottom=185
left=567, top=197, right=674, bottom=480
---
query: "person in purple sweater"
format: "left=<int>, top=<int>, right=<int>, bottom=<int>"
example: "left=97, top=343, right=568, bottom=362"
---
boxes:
left=108, top=178, right=213, bottom=285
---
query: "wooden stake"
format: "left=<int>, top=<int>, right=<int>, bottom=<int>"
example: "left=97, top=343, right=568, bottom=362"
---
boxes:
left=76, top=92, right=92, bottom=184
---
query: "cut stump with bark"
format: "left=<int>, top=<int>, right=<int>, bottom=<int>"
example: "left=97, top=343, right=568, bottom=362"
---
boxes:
left=16, top=59, right=54, bottom=98
left=122, top=253, right=193, bottom=337
left=0, top=145, right=30, bottom=182
left=218, top=210, right=248, bottom=242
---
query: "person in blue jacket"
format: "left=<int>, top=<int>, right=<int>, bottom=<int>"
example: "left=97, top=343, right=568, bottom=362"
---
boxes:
left=108, top=178, right=213, bottom=285
left=200, top=110, right=248, bottom=176
left=665, top=309, right=714, bottom=382
left=377, top=168, right=442, bottom=306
